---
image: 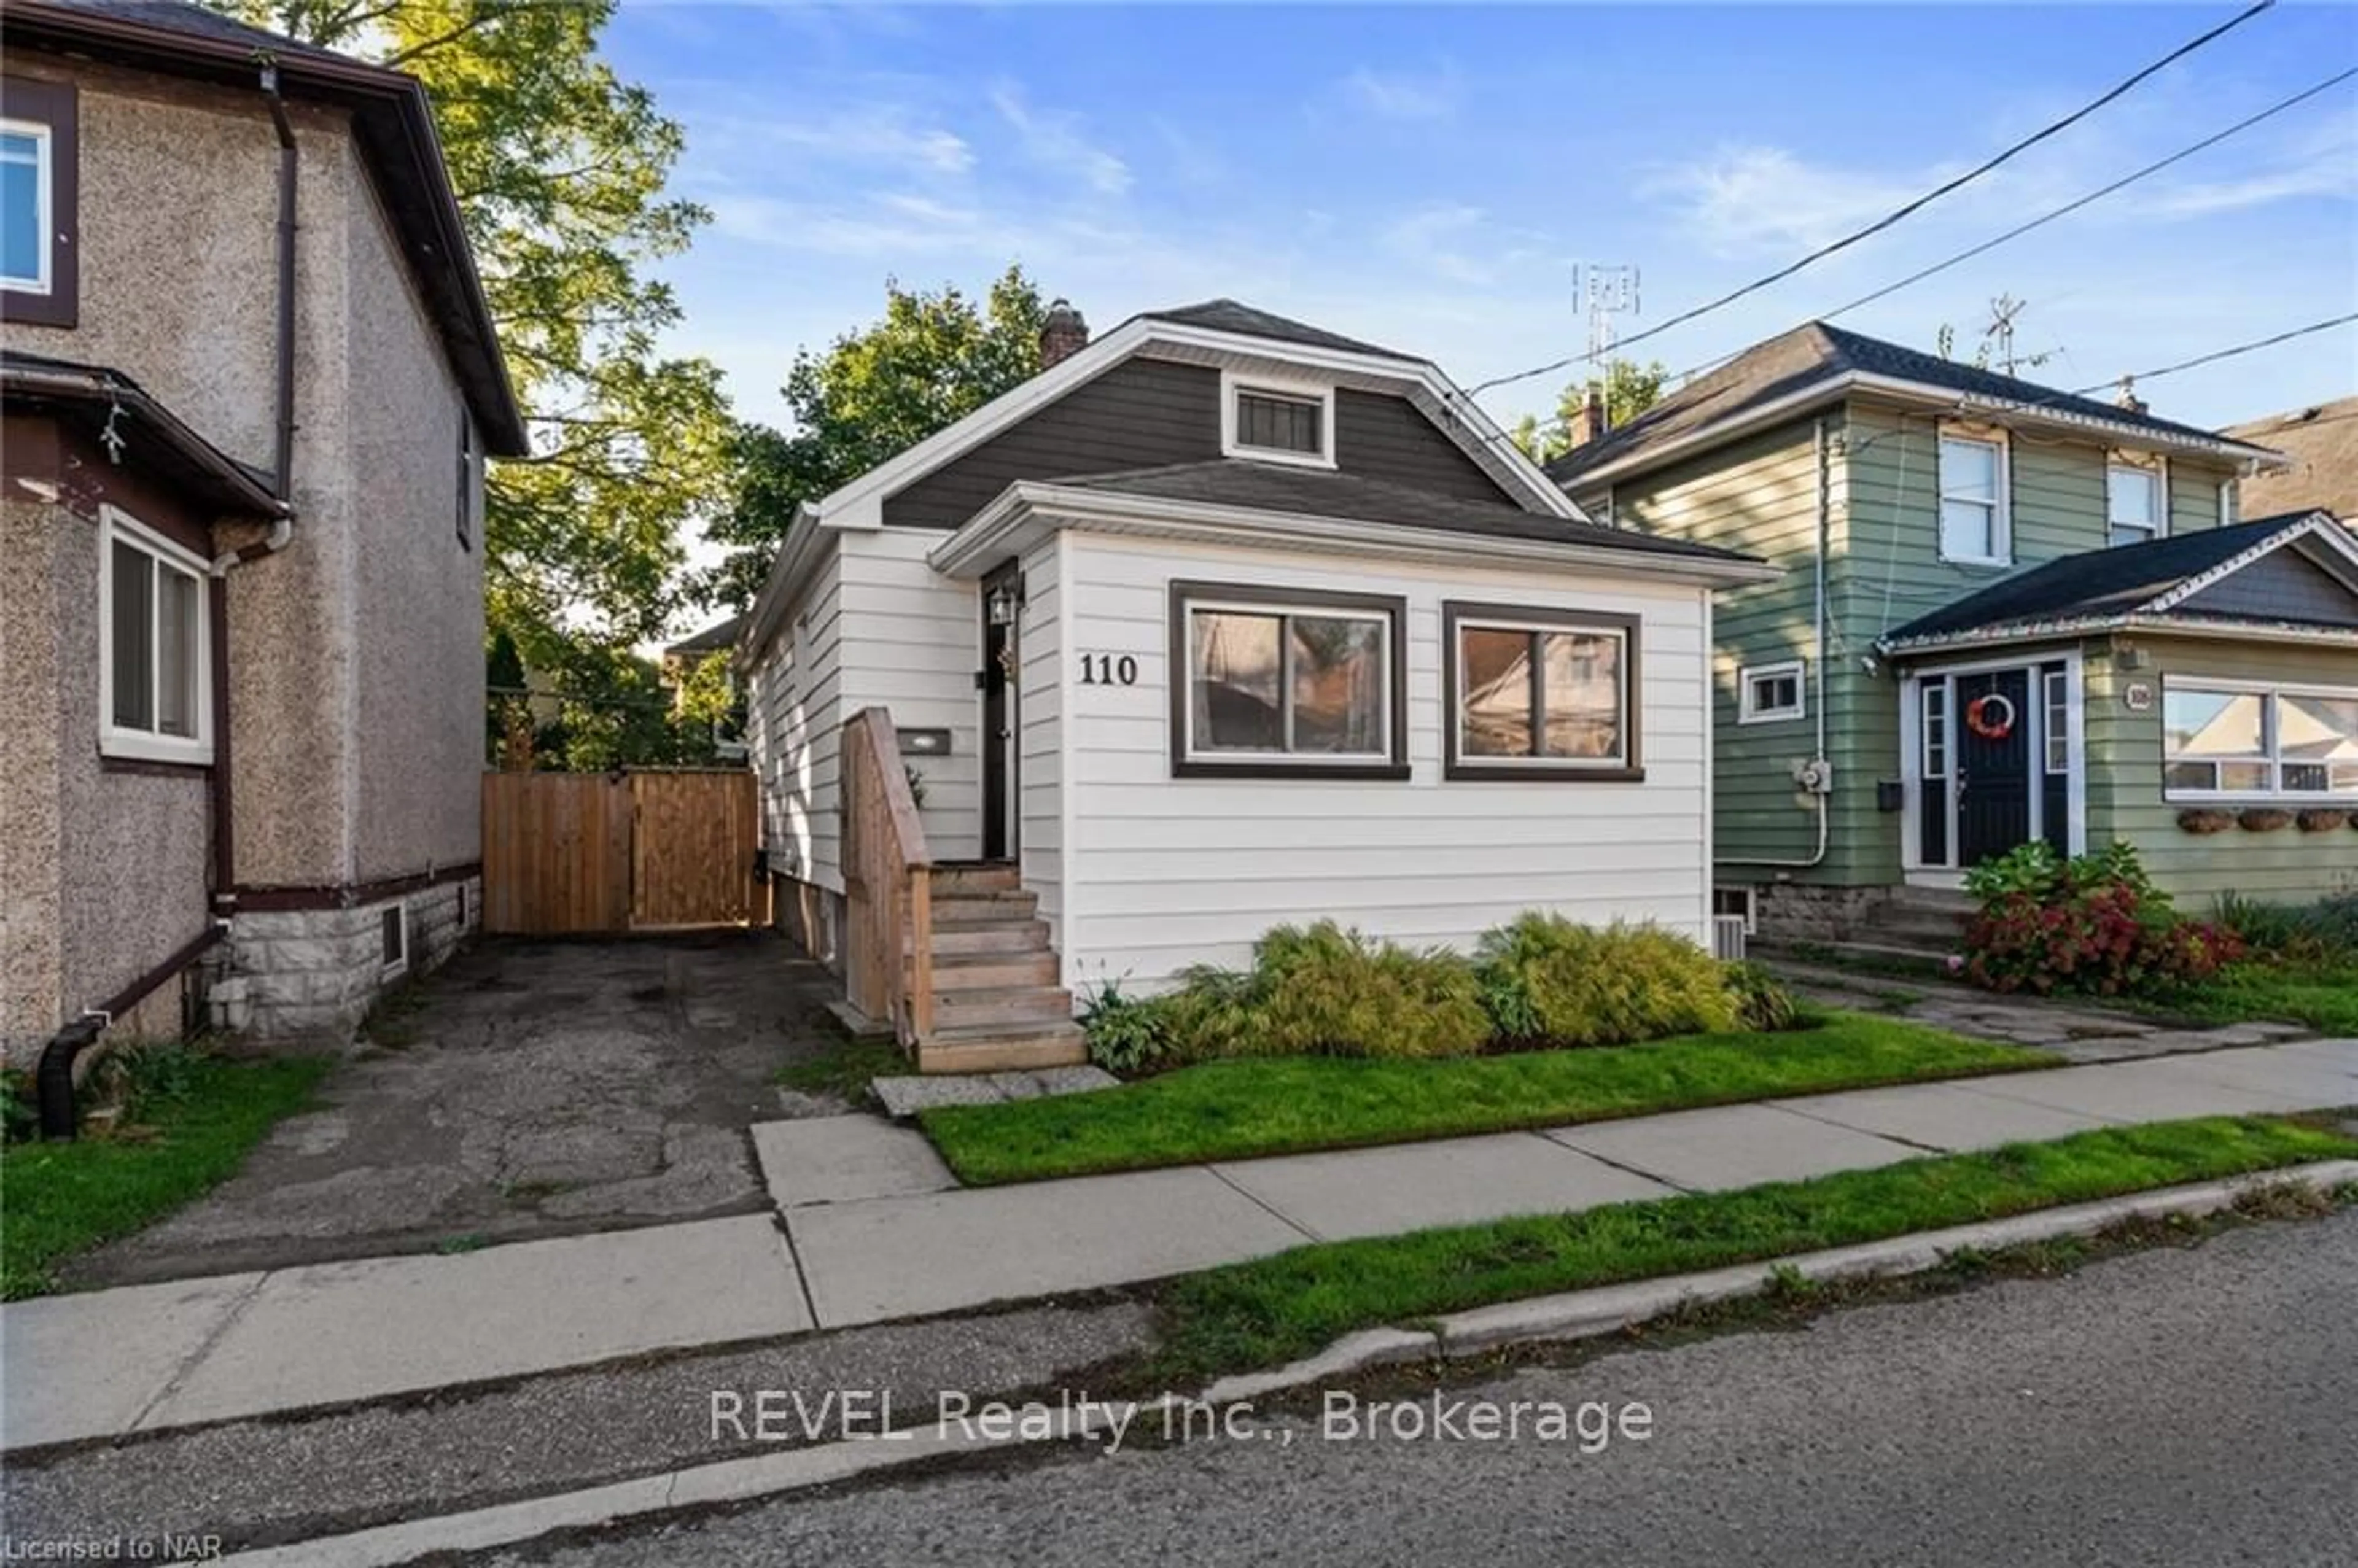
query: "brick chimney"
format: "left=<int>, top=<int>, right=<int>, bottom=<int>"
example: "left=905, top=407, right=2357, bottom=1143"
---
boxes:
left=1565, top=384, right=1609, bottom=449
left=1040, top=299, right=1089, bottom=370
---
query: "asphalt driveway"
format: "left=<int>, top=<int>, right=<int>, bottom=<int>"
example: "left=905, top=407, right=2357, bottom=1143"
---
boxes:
left=64, top=933, right=847, bottom=1289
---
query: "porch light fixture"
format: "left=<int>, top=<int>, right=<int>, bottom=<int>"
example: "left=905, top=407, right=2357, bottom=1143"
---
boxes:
left=987, top=581, right=1022, bottom=626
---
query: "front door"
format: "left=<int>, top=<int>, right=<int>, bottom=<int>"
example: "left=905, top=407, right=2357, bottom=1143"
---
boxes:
left=980, top=563, right=1020, bottom=861
left=1955, top=667, right=2033, bottom=866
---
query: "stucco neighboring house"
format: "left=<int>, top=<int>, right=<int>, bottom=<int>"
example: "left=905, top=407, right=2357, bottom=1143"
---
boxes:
left=1550, top=322, right=2358, bottom=945
left=737, top=298, right=1775, bottom=1070
left=2224, top=396, right=2357, bottom=522
left=0, top=0, right=527, bottom=1098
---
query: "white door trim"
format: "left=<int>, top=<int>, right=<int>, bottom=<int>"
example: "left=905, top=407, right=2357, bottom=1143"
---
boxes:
left=1899, top=648, right=2085, bottom=874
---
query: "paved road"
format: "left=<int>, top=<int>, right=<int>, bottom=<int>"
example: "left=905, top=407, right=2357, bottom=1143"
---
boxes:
left=489, top=1205, right=2358, bottom=1568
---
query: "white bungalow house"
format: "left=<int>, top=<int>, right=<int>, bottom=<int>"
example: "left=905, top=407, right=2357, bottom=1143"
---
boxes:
left=737, top=301, right=1776, bottom=1070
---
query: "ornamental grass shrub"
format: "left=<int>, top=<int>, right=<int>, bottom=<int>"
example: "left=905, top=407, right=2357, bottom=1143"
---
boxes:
left=1473, top=913, right=1738, bottom=1048
left=1247, top=921, right=1492, bottom=1059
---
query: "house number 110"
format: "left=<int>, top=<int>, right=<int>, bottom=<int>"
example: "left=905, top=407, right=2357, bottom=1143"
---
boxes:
left=1079, top=653, right=1138, bottom=686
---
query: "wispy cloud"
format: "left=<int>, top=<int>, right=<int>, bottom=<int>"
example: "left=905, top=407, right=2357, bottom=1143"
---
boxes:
left=1383, top=203, right=1496, bottom=285
left=1340, top=63, right=1460, bottom=122
left=1650, top=144, right=1942, bottom=256
left=698, top=107, right=973, bottom=178
left=987, top=83, right=1132, bottom=196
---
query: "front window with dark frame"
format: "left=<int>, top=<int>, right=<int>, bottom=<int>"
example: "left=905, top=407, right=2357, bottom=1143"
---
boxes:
left=1444, top=602, right=1641, bottom=781
left=1169, top=581, right=1406, bottom=778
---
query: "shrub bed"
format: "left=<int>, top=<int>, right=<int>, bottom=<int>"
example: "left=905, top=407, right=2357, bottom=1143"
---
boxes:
left=1961, top=842, right=2242, bottom=998
left=1079, top=914, right=1797, bottom=1074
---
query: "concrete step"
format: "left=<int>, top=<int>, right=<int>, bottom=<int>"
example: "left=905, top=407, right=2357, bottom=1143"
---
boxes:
left=917, top=1021, right=1088, bottom=1074
left=931, top=889, right=1040, bottom=925
left=931, top=862, right=1022, bottom=896
left=1883, top=885, right=1975, bottom=914
left=927, top=919, right=1053, bottom=956
left=922, top=951, right=1060, bottom=990
left=932, top=985, right=1075, bottom=1032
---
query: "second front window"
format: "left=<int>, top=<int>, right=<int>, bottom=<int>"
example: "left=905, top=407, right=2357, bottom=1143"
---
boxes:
left=1445, top=603, right=1640, bottom=780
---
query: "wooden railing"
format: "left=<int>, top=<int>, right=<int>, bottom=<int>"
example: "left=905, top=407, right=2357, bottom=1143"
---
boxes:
left=841, top=707, right=935, bottom=1050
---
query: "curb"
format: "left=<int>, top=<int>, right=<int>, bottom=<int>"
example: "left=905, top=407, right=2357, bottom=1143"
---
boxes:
left=223, top=1159, right=2358, bottom=1568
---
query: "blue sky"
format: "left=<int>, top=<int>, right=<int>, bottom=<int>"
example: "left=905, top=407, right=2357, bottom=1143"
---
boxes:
left=609, top=1, right=2356, bottom=446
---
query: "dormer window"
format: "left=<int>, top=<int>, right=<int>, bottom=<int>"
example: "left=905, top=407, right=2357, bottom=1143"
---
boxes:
left=1221, top=372, right=1334, bottom=468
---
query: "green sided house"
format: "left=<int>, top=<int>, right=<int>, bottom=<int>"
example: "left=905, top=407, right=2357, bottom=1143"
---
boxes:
left=1550, top=322, right=2358, bottom=946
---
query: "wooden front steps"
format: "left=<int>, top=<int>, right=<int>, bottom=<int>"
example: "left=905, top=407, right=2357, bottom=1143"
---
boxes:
left=909, top=863, right=1085, bottom=1074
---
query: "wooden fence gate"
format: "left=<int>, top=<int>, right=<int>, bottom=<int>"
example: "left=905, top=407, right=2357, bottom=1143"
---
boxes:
left=481, top=769, right=761, bottom=936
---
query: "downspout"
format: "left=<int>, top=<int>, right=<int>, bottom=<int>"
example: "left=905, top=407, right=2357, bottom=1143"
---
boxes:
left=208, top=63, right=300, bottom=909
left=34, top=68, right=298, bottom=1139
left=1722, top=414, right=1832, bottom=869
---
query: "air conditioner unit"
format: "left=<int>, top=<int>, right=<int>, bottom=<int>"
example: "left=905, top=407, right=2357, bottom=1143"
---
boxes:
left=1711, top=914, right=1749, bottom=962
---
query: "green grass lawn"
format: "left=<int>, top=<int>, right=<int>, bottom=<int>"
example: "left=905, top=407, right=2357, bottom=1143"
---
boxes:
left=1, top=1053, right=329, bottom=1299
left=922, top=1012, right=2045, bottom=1186
left=1149, top=1115, right=2358, bottom=1383
left=2166, top=962, right=2358, bottom=1036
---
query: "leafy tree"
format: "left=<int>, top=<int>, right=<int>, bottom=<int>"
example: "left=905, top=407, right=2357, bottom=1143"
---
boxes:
left=524, top=642, right=714, bottom=773
left=1509, top=359, right=1668, bottom=464
left=698, top=267, right=1051, bottom=609
left=218, top=0, right=734, bottom=660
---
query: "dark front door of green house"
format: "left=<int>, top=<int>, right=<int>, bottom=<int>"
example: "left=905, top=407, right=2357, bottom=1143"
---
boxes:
left=1955, top=668, right=2033, bottom=866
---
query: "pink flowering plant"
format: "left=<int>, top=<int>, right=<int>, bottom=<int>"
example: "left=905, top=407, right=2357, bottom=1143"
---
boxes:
left=1959, top=842, right=2243, bottom=997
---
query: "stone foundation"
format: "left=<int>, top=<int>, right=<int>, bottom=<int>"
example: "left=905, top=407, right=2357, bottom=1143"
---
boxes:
left=1743, top=881, right=1885, bottom=944
left=219, top=875, right=480, bottom=1042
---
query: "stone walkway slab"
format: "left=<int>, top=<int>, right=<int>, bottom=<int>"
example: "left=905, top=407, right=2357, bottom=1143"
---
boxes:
left=1211, top=1133, right=1671, bottom=1241
left=871, top=1066, right=1117, bottom=1119
left=1544, top=1103, right=1921, bottom=1190
left=1, top=1272, right=263, bottom=1450
left=787, top=1168, right=1308, bottom=1327
left=751, top=1116, right=957, bottom=1208
left=144, top=1216, right=807, bottom=1432
left=1773, top=1082, right=2117, bottom=1151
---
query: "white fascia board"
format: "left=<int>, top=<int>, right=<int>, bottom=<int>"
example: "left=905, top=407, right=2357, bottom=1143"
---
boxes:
left=737, top=502, right=831, bottom=669
left=1881, top=609, right=2358, bottom=657
left=928, top=481, right=1780, bottom=589
left=1570, top=371, right=2287, bottom=489
left=2147, top=510, right=2358, bottom=613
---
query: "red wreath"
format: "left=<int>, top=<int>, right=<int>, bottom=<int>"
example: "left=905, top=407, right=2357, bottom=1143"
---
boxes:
left=1965, top=694, right=2016, bottom=741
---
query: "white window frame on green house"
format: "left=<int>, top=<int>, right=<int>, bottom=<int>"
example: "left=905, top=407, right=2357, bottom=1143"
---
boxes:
left=2160, top=676, right=2358, bottom=802
left=1737, top=658, right=1805, bottom=725
left=1936, top=430, right=2011, bottom=567
left=2106, top=457, right=2166, bottom=548
left=1897, top=648, right=2086, bottom=883
left=98, top=505, right=212, bottom=766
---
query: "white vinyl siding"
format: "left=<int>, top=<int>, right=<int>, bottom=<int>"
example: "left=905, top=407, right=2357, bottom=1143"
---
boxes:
left=1038, top=532, right=1711, bottom=992
left=1017, top=531, right=1067, bottom=953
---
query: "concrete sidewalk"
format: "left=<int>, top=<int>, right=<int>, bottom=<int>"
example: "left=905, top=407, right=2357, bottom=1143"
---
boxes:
left=7, top=1038, right=2354, bottom=1453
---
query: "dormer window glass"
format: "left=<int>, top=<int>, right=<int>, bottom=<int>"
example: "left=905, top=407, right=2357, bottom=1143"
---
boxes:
left=1221, top=373, right=1336, bottom=469
left=2107, top=462, right=2164, bottom=548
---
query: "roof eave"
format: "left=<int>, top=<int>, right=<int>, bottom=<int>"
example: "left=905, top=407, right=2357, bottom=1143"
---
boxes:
left=4, top=360, right=289, bottom=516
left=928, top=480, right=1780, bottom=589
left=1562, top=370, right=2286, bottom=489
left=2, top=0, right=526, bottom=456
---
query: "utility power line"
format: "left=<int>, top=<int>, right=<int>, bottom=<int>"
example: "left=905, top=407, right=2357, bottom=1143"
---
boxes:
left=2075, top=313, right=2358, bottom=397
left=1466, top=0, right=2279, bottom=398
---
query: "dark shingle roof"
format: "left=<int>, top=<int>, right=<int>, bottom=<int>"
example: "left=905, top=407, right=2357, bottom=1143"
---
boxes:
left=1136, top=300, right=1417, bottom=362
left=1880, top=512, right=2343, bottom=645
left=1551, top=322, right=2252, bottom=485
left=1049, top=460, right=1754, bottom=563
left=29, top=0, right=373, bottom=68
left=664, top=615, right=744, bottom=657
left=2225, top=396, right=2358, bottom=521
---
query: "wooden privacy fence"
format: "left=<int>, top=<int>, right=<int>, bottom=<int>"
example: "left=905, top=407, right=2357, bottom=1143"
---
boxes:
left=841, top=707, right=934, bottom=1046
left=481, top=769, right=760, bottom=936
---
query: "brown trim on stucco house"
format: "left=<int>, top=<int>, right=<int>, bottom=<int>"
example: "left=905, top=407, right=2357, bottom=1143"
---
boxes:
left=233, top=860, right=483, bottom=912
left=0, top=73, right=78, bottom=328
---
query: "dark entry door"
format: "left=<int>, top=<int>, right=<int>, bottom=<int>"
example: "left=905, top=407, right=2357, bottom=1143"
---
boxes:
left=1955, top=668, right=2033, bottom=867
left=980, top=564, right=1019, bottom=861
